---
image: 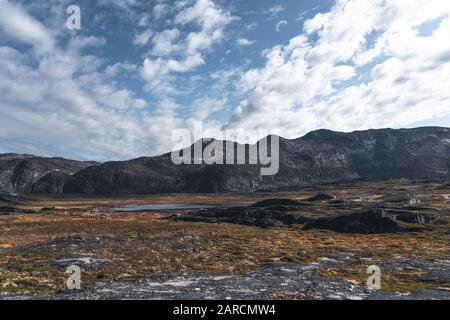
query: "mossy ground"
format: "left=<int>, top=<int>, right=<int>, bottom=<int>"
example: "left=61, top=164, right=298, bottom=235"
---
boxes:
left=0, top=180, right=449, bottom=297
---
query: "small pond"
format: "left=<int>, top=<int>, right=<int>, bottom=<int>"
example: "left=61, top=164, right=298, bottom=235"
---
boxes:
left=110, top=202, right=255, bottom=212
left=112, top=204, right=215, bottom=212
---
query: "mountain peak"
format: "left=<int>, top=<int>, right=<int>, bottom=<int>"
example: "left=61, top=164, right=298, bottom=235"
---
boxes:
left=2, top=127, right=449, bottom=195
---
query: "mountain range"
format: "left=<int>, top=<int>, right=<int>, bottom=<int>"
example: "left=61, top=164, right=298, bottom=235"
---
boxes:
left=1, top=127, right=449, bottom=195
left=0, top=153, right=97, bottom=194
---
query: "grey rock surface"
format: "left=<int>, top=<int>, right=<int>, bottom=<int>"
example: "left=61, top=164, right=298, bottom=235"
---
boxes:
left=0, top=153, right=98, bottom=194
left=50, top=259, right=450, bottom=300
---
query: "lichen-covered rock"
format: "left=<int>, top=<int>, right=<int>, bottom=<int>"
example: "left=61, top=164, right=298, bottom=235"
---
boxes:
left=386, top=210, right=438, bottom=224
left=303, top=208, right=406, bottom=234
left=250, top=198, right=305, bottom=207
left=173, top=204, right=313, bottom=228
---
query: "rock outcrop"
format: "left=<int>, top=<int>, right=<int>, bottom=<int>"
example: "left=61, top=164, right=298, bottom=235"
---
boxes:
left=250, top=199, right=307, bottom=208
left=0, top=153, right=98, bottom=194
left=173, top=200, right=314, bottom=228
left=303, top=208, right=406, bottom=234
left=0, top=191, right=26, bottom=204
left=306, top=194, right=336, bottom=202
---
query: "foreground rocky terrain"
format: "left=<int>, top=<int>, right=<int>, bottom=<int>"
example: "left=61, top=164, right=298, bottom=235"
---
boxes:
left=51, top=259, right=450, bottom=300
left=1, top=127, right=449, bottom=195
left=0, top=180, right=448, bottom=300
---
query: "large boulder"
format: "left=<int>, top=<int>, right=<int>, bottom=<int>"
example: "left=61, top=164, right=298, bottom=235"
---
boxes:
left=303, top=208, right=406, bottom=234
left=251, top=198, right=306, bottom=208
left=173, top=205, right=313, bottom=228
left=305, top=194, right=336, bottom=202
left=385, top=209, right=438, bottom=224
left=0, top=191, right=26, bottom=204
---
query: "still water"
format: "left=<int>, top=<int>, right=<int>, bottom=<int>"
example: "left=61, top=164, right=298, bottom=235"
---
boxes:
left=112, top=204, right=215, bottom=212
left=111, top=202, right=254, bottom=212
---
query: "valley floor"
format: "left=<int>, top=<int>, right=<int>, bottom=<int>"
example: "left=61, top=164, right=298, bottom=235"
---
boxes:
left=0, top=180, right=449, bottom=300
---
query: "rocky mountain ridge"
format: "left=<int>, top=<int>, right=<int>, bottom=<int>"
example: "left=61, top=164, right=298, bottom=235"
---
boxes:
left=1, top=127, right=449, bottom=195
left=0, top=153, right=98, bottom=194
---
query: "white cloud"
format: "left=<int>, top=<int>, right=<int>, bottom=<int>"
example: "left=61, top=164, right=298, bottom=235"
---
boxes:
left=141, top=0, right=234, bottom=94
left=153, top=2, right=169, bottom=19
left=150, top=29, right=181, bottom=56
left=266, top=5, right=285, bottom=20
left=0, top=0, right=234, bottom=160
left=247, top=22, right=259, bottom=31
left=275, top=20, right=288, bottom=32
left=227, top=0, right=450, bottom=141
left=104, top=62, right=138, bottom=77
left=189, top=97, right=227, bottom=121
left=237, top=38, right=255, bottom=46
left=0, top=0, right=178, bottom=160
left=0, top=0, right=55, bottom=54
left=2, top=0, right=450, bottom=161
left=133, top=29, right=153, bottom=46
left=0, top=46, right=150, bottom=159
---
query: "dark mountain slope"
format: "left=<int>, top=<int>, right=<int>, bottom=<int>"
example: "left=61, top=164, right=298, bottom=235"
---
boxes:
left=63, top=127, right=450, bottom=195
left=299, top=127, right=450, bottom=179
left=64, top=155, right=189, bottom=195
left=0, top=153, right=98, bottom=194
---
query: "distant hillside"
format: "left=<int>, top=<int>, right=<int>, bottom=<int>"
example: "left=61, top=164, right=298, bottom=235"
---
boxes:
left=64, top=127, right=450, bottom=195
left=0, top=153, right=98, bottom=194
left=1, top=127, right=449, bottom=195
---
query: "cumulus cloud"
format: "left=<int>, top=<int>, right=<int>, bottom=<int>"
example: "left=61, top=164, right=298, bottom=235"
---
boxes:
left=133, top=29, right=153, bottom=46
left=188, top=97, right=227, bottom=121
left=0, top=0, right=178, bottom=160
left=1, top=0, right=450, bottom=160
left=153, top=1, right=170, bottom=19
left=149, top=29, right=181, bottom=56
left=237, top=38, right=255, bottom=46
left=141, top=0, right=234, bottom=94
left=227, top=0, right=450, bottom=141
left=0, top=0, right=55, bottom=53
left=0, top=0, right=234, bottom=160
left=0, top=46, right=150, bottom=159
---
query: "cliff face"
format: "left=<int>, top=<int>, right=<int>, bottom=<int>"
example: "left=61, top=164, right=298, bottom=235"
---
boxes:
left=63, top=127, right=450, bottom=195
left=285, top=127, right=450, bottom=181
left=0, top=154, right=97, bottom=194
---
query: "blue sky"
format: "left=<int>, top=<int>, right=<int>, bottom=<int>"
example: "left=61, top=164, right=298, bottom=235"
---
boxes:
left=0, top=0, right=449, bottom=161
